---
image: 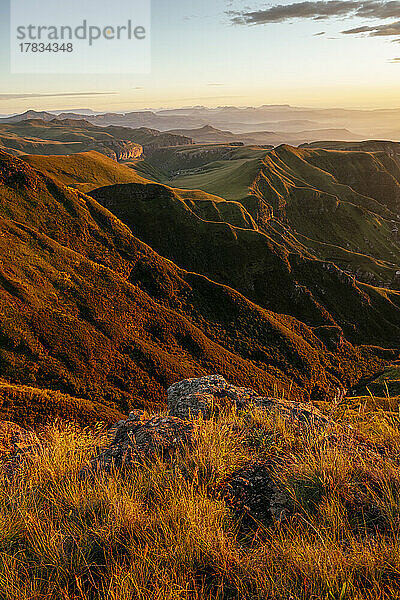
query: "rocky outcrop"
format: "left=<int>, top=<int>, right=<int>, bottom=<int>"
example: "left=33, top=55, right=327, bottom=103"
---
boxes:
left=0, top=376, right=340, bottom=528
left=100, top=140, right=143, bottom=162
left=219, top=462, right=290, bottom=526
left=79, top=375, right=330, bottom=478
left=81, top=410, right=194, bottom=477
left=167, top=375, right=330, bottom=426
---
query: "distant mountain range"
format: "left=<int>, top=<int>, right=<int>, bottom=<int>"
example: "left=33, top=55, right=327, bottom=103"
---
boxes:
left=0, top=118, right=193, bottom=160
left=166, top=124, right=363, bottom=146
left=2, top=105, right=399, bottom=144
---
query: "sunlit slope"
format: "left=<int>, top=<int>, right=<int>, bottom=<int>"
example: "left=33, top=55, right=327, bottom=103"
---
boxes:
left=0, top=380, right=124, bottom=427
left=148, top=145, right=268, bottom=201
left=22, top=151, right=150, bottom=193
left=0, top=149, right=375, bottom=420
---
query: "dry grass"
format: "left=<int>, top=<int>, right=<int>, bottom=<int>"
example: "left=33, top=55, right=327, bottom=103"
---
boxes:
left=1, top=407, right=400, bottom=599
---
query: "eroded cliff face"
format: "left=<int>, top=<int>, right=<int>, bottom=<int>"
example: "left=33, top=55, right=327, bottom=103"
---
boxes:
left=100, top=140, right=143, bottom=161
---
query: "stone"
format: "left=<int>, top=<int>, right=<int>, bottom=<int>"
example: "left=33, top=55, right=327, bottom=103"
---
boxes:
left=219, top=461, right=290, bottom=527
left=167, top=375, right=265, bottom=419
left=81, top=375, right=332, bottom=478
left=167, top=375, right=330, bottom=426
left=81, top=413, right=194, bottom=477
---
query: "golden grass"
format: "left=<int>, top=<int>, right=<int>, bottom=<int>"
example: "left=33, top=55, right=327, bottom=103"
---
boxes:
left=1, top=407, right=400, bottom=599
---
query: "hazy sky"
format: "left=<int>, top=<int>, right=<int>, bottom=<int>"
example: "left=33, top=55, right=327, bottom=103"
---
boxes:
left=0, top=0, right=399, bottom=113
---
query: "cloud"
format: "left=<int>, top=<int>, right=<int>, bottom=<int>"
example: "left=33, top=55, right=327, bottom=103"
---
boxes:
left=341, top=19, right=400, bottom=35
left=389, top=56, right=400, bottom=60
left=229, top=1, right=400, bottom=24
left=0, top=92, right=116, bottom=101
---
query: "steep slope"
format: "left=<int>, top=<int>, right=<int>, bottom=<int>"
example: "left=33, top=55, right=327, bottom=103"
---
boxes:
left=0, top=149, right=382, bottom=423
left=158, top=144, right=400, bottom=289
left=90, top=180, right=400, bottom=347
left=251, top=146, right=400, bottom=283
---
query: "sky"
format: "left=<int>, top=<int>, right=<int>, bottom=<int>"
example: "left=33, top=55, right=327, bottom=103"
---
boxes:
left=0, top=0, right=399, bottom=114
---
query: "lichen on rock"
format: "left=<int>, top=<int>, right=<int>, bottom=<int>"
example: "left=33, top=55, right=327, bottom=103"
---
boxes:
left=168, top=375, right=330, bottom=426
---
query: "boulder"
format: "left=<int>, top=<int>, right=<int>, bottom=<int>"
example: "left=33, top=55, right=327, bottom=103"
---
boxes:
left=81, top=410, right=194, bottom=477
left=219, top=461, right=290, bottom=527
left=167, top=375, right=329, bottom=426
left=167, top=375, right=265, bottom=419
left=82, top=376, right=331, bottom=478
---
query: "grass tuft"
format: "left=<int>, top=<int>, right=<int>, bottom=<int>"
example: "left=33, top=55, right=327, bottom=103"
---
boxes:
left=0, top=405, right=400, bottom=598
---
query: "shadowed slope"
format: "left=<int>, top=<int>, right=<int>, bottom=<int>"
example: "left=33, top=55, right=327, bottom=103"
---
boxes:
left=153, top=144, right=400, bottom=288
left=90, top=180, right=400, bottom=347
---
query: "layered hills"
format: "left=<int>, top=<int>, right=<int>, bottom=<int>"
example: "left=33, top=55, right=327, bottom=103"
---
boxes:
left=0, top=118, right=192, bottom=161
left=167, top=124, right=362, bottom=146
left=90, top=179, right=400, bottom=346
left=2, top=148, right=387, bottom=425
left=1, top=136, right=400, bottom=424
left=3, top=105, right=400, bottom=140
left=147, top=143, right=400, bottom=289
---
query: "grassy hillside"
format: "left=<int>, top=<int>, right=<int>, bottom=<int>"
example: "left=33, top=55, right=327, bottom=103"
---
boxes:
left=22, top=151, right=150, bottom=193
left=2, top=401, right=400, bottom=599
left=162, top=145, right=268, bottom=200
left=0, top=149, right=385, bottom=424
left=90, top=180, right=400, bottom=347
left=152, top=144, right=400, bottom=289
left=0, top=381, right=124, bottom=427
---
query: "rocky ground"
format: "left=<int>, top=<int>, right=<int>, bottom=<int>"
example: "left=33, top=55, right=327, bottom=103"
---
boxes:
left=1, top=375, right=400, bottom=599
left=0, top=375, right=337, bottom=526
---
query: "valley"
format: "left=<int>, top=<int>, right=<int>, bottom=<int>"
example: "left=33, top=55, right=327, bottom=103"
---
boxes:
left=4, top=0, right=400, bottom=589
left=1, top=109, right=400, bottom=600
left=1, top=117, right=400, bottom=424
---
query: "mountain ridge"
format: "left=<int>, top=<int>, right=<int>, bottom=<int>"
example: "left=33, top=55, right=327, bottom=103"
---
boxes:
left=1, top=148, right=387, bottom=423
